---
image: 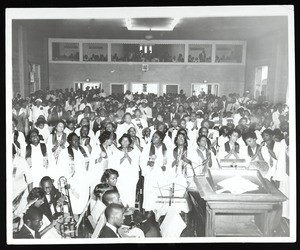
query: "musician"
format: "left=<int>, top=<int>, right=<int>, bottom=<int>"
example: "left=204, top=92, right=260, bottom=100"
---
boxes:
left=40, top=176, right=65, bottom=217
left=90, top=183, right=113, bottom=225
left=101, top=190, right=158, bottom=238
left=13, top=207, right=43, bottom=239
left=99, top=203, right=125, bottom=238
left=25, top=129, right=50, bottom=187
left=25, top=187, right=61, bottom=238
left=111, top=134, right=140, bottom=208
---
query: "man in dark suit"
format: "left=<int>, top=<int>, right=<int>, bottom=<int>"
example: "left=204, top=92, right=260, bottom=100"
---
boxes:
left=13, top=207, right=43, bottom=239
left=164, top=105, right=180, bottom=126
left=48, top=104, right=70, bottom=125
left=40, top=176, right=65, bottom=220
left=99, top=203, right=125, bottom=238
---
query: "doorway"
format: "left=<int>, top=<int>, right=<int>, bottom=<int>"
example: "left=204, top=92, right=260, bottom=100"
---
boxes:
left=191, top=83, right=219, bottom=96
left=28, top=63, right=41, bottom=93
left=131, top=83, right=159, bottom=95
left=163, top=84, right=179, bottom=94
left=110, top=83, right=128, bottom=95
left=254, top=66, right=268, bottom=99
left=74, top=82, right=102, bottom=91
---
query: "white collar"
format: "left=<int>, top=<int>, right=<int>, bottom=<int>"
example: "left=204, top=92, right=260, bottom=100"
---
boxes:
left=24, top=224, right=36, bottom=238
left=106, top=222, right=120, bottom=237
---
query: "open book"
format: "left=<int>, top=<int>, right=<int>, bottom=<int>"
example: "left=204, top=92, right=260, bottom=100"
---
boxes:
left=216, top=175, right=259, bottom=194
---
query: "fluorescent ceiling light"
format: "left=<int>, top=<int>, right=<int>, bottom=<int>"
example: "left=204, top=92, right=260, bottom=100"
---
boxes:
left=125, top=17, right=180, bottom=31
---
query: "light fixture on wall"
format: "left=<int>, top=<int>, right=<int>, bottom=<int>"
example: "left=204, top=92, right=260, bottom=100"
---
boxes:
left=86, top=78, right=90, bottom=82
left=203, top=80, right=208, bottom=83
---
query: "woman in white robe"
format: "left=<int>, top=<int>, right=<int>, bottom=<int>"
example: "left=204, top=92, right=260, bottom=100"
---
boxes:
left=140, top=131, right=172, bottom=213
left=217, top=128, right=247, bottom=161
left=89, top=131, right=114, bottom=190
left=12, top=144, right=33, bottom=221
left=46, top=121, right=69, bottom=182
left=25, top=129, right=51, bottom=188
left=57, top=132, right=91, bottom=215
left=111, top=134, right=140, bottom=208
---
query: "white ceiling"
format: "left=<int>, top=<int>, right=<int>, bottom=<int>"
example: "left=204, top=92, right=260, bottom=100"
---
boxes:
left=13, top=16, right=288, bottom=41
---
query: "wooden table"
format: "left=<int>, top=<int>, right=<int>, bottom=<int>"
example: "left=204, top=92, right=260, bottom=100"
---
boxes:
left=191, top=169, right=287, bottom=237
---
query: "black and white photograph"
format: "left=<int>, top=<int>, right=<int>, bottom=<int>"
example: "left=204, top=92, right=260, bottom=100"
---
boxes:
left=6, top=6, right=296, bottom=244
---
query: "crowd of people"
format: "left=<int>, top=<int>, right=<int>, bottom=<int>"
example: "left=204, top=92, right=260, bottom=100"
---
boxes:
left=11, top=86, right=290, bottom=239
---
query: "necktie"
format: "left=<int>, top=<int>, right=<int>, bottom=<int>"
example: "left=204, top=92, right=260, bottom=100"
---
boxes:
left=34, top=231, right=41, bottom=239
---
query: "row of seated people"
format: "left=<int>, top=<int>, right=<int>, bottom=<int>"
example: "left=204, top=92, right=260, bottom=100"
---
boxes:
left=13, top=168, right=163, bottom=239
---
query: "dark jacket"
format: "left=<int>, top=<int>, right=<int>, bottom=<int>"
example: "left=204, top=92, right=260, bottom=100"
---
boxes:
left=13, top=225, right=36, bottom=239
left=99, top=225, right=119, bottom=238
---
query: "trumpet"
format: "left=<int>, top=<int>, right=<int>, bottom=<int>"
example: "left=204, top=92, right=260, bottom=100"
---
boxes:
left=57, top=176, right=74, bottom=218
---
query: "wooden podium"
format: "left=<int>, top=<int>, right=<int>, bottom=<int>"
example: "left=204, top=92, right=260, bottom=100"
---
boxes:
left=192, top=169, right=287, bottom=237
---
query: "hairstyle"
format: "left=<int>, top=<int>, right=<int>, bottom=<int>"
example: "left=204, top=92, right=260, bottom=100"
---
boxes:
left=93, top=183, right=112, bottom=199
left=27, top=128, right=39, bottom=143
left=153, top=130, right=165, bottom=142
left=219, top=126, right=229, bottom=136
left=104, top=203, right=124, bottom=220
left=23, top=206, right=43, bottom=223
left=243, top=131, right=257, bottom=142
left=99, top=131, right=112, bottom=144
left=262, top=128, right=274, bottom=137
left=118, top=133, right=132, bottom=146
left=174, top=132, right=188, bottom=147
left=229, top=128, right=242, bottom=138
left=197, top=135, right=208, bottom=145
left=102, top=189, right=120, bottom=207
left=101, top=169, right=119, bottom=183
left=39, top=176, right=53, bottom=186
left=27, top=187, right=45, bottom=203
left=79, top=117, right=90, bottom=125
left=127, top=127, right=136, bottom=134
left=122, top=112, right=132, bottom=121
left=142, top=127, right=150, bottom=137
left=67, top=132, right=78, bottom=143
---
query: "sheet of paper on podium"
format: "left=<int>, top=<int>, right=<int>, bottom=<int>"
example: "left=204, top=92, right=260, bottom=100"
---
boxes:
left=160, top=205, right=186, bottom=237
left=216, top=175, right=259, bottom=194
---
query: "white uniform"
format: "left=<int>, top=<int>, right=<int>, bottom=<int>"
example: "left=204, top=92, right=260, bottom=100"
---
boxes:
left=111, top=148, right=140, bottom=207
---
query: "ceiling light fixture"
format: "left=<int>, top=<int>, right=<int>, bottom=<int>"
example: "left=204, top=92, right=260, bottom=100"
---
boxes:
left=125, top=17, right=180, bottom=31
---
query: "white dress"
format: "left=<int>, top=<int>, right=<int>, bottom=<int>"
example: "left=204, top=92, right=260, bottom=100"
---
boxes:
left=57, top=148, right=91, bottom=215
left=140, top=143, right=172, bottom=212
left=111, top=148, right=140, bottom=207
left=28, top=143, right=51, bottom=188
left=89, top=144, right=114, bottom=190
left=12, top=156, right=33, bottom=218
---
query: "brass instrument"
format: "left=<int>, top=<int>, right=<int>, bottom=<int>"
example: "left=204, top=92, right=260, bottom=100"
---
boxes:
left=57, top=176, right=77, bottom=238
